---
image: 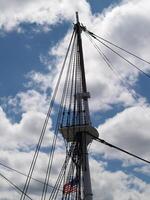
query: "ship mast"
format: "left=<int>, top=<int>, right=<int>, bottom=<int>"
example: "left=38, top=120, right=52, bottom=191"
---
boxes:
left=75, top=12, right=92, bottom=200
left=60, top=12, right=98, bottom=199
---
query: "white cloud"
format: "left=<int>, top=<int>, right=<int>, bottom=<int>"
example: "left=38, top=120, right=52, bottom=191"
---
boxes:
left=14, top=90, right=49, bottom=113
left=0, top=105, right=56, bottom=151
left=90, top=106, right=150, bottom=165
left=134, top=165, right=150, bottom=177
left=0, top=0, right=91, bottom=31
left=90, top=158, right=150, bottom=200
left=0, top=104, right=66, bottom=199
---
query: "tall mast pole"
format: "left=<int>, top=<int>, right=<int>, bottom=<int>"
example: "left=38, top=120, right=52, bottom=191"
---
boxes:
left=75, top=12, right=93, bottom=200
left=60, top=12, right=98, bottom=199
left=75, top=12, right=87, bottom=92
left=75, top=11, right=91, bottom=125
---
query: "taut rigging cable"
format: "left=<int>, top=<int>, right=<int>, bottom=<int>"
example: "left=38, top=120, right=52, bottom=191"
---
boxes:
left=48, top=145, right=75, bottom=200
left=20, top=30, right=75, bottom=200
left=86, top=30, right=150, bottom=65
left=0, top=161, right=61, bottom=190
left=84, top=32, right=150, bottom=164
left=83, top=27, right=150, bottom=80
left=41, top=32, right=77, bottom=200
left=0, top=172, right=34, bottom=200
left=89, top=133, right=150, bottom=164
left=85, top=32, right=142, bottom=103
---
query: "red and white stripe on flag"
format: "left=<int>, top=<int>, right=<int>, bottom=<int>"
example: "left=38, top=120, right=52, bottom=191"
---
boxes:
left=63, top=178, right=78, bottom=194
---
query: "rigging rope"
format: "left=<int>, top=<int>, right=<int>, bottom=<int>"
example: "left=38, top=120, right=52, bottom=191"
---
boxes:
left=0, top=172, right=34, bottom=200
left=48, top=159, right=67, bottom=200
left=83, top=28, right=150, bottom=80
left=94, top=36, right=150, bottom=79
left=41, top=32, right=77, bottom=200
left=87, top=30, right=150, bottom=65
left=0, top=161, right=61, bottom=190
left=20, top=30, right=75, bottom=200
left=89, top=133, right=150, bottom=164
left=85, top=32, right=142, bottom=103
left=47, top=31, right=84, bottom=200
left=61, top=33, right=77, bottom=128
left=84, top=29, right=150, bottom=166
left=49, top=145, right=75, bottom=200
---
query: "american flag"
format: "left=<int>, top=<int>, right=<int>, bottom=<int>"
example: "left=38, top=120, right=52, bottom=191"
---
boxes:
left=63, top=177, right=78, bottom=194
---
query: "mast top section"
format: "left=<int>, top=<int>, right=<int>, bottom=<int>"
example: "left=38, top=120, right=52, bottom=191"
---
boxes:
left=76, top=11, right=79, bottom=23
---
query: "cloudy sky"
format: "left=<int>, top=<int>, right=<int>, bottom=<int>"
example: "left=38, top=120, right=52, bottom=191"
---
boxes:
left=0, top=0, right=150, bottom=199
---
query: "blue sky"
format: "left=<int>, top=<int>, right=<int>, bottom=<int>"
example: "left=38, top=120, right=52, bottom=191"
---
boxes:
left=0, top=0, right=150, bottom=199
left=0, top=0, right=121, bottom=97
left=0, top=22, right=69, bottom=96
